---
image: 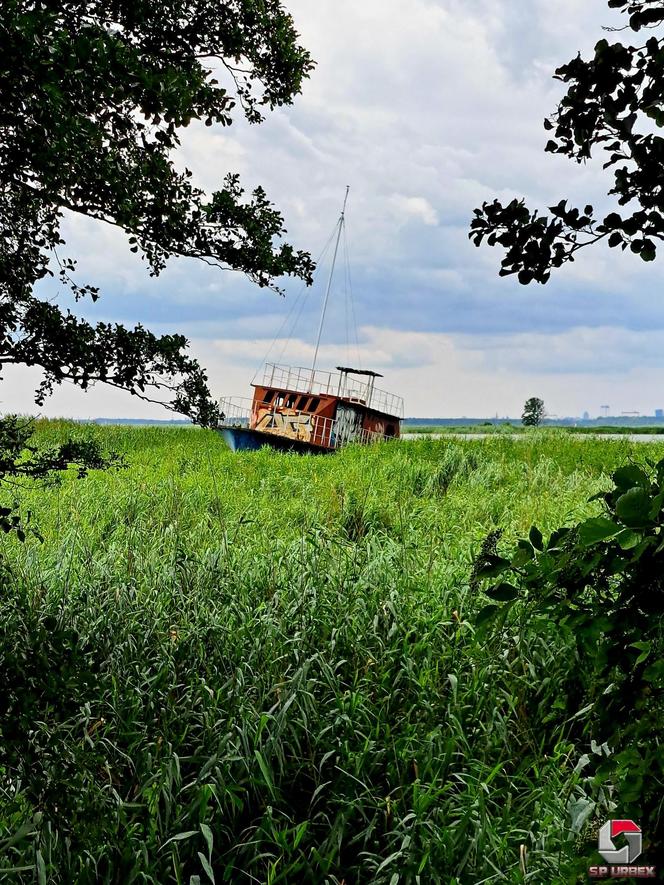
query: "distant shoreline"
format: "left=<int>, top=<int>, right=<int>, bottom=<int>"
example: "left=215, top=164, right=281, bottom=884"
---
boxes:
left=405, top=425, right=664, bottom=436
left=12, top=416, right=664, bottom=433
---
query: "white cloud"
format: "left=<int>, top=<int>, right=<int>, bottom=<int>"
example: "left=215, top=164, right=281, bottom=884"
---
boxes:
left=5, top=323, right=664, bottom=420
left=7, top=0, right=664, bottom=419
left=390, top=195, right=439, bottom=226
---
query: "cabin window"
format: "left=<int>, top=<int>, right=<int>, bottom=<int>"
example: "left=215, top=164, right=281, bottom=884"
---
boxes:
left=262, top=390, right=275, bottom=405
left=385, top=424, right=396, bottom=437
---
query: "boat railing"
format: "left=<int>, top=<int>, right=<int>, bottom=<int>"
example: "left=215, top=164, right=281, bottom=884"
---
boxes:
left=356, top=427, right=394, bottom=446
left=218, top=397, right=252, bottom=426
left=258, top=364, right=405, bottom=419
left=219, top=397, right=334, bottom=446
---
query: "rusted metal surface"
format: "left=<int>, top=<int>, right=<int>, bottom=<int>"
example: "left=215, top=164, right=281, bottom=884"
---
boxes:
left=257, top=364, right=404, bottom=419
left=218, top=363, right=402, bottom=453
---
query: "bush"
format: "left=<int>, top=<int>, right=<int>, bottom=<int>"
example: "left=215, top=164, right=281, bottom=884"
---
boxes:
left=474, top=459, right=664, bottom=862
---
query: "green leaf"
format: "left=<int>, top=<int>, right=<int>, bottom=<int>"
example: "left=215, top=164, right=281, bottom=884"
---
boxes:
left=474, top=555, right=511, bottom=578
left=447, top=673, right=458, bottom=702
left=254, top=750, right=276, bottom=800
left=200, top=823, right=213, bottom=862
left=486, top=582, right=519, bottom=602
left=613, top=465, right=649, bottom=490
left=548, top=526, right=572, bottom=548
left=568, top=797, right=595, bottom=834
left=160, top=831, right=199, bottom=850
left=643, top=659, right=664, bottom=684
left=630, top=641, right=652, bottom=665
left=35, top=850, right=46, bottom=885
left=578, top=517, right=621, bottom=546
left=0, top=820, right=37, bottom=849
left=198, top=852, right=216, bottom=885
left=615, top=487, right=652, bottom=527
left=574, top=753, right=591, bottom=774
left=615, top=528, right=640, bottom=550
left=529, top=525, right=544, bottom=551
left=590, top=739, right=611, bottom=757
left=292, top=821, right=308, bottom=849
left=649, top=485, right=664, bottom=520
left=630, top=538, right=652, bottom=561
left=511, top=545, right=534, bottom=567
left=475, top=604, right=500, bottom=629
left=569, top=703, right=594, bottom=722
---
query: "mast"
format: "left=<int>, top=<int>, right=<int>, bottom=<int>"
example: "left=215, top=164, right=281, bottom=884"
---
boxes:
left=309, top=186, right=350, bottom=391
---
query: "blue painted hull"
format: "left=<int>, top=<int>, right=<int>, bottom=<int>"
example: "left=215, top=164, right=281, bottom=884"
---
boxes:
left=218, top=427, right=333, bottom=455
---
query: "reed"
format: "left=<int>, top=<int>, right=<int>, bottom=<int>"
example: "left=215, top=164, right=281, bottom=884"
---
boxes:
left=1, top=423, right=658, bottom=883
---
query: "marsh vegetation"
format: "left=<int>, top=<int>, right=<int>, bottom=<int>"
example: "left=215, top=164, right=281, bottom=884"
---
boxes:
left=0, top=424, right=660, bottom=882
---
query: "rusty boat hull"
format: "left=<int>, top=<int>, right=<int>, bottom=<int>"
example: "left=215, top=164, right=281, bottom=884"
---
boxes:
left=218, top=426, right=334, bottom=455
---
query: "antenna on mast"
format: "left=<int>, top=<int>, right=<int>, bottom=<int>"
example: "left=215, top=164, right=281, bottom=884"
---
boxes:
left=309, top=186, right=350, bottom=390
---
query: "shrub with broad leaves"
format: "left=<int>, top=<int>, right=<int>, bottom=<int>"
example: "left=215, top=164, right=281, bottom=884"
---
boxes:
left=474, top=459, right=664, bottom=854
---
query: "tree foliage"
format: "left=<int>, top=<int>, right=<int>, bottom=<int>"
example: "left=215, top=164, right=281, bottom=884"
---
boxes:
left=0, top=0, right=315, bottom=424
left=522, top=396, right=545, bottom=426
left=0, top=416, right=122, bottom=540
left=470, top=0, right=664, bottom=284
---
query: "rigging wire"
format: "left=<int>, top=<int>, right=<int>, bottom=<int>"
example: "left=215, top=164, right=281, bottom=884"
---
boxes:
left=309, top=187, right=349, bottom=381
left=274, top=222, right=338, bottom=367
left=250, top=223, right=339, bottom=383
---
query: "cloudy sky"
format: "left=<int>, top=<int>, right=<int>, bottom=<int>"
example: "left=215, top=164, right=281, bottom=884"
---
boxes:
left=6, top=0, right=664, bottom=419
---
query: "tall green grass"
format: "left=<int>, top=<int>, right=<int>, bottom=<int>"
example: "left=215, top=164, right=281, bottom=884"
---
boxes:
left=1, top=423, right=659, bottom=883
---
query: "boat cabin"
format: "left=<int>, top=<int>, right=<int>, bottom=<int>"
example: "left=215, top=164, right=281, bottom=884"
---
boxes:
left=218, top=363, right=403, bottom=453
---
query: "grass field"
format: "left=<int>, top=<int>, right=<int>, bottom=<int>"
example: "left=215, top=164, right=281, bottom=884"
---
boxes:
left=1, top=423, right=660, bottom=883
left=404, top=424, right=522, bottom=434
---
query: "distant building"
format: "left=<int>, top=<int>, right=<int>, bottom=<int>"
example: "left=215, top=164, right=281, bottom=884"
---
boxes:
left=582, top=411, right=590, bottom=421
left=656, top=409, right=664, bottom=419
